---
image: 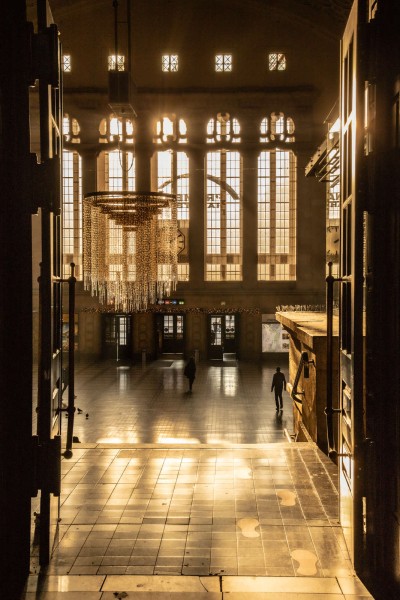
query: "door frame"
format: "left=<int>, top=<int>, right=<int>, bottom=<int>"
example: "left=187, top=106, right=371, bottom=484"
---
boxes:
left=102, top=313, right=133, bottom=361
left=155, top=312, right=186, bottom=356
left=207, top=313, right=239, bottom=359
left=338, top=0, right=367, bottom=571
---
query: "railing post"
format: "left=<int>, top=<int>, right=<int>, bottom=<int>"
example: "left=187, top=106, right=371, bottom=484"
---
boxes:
left=325, top=261, right=338, bottom=458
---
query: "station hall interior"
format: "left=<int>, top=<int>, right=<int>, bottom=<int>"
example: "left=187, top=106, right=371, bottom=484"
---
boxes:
left=1, top=0, right=400, bottom=598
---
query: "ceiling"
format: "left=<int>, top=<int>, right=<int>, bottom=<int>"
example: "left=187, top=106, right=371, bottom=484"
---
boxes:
left=27, top=0, right=354, bottom=41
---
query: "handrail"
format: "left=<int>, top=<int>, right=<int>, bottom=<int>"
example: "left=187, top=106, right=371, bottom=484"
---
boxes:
left=285, top=384, right=302, bottom=414
left=288, top=351, right=315, bottom=411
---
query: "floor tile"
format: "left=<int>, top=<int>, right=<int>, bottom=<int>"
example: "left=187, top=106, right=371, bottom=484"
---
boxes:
left=221, top=575, right=343, bottom=594
left=23, top=594, right=102, bottom=600
left=101, top=595, right=222, bottom=600
left=102, top=574, right=221, bottom=592
left=27, top=359, right=375, bottom=598
left=224, top=595, right=345, bottom=599
left=24, top=575, right=105, bottom=592
left=337, top=577, right=374, bottom=596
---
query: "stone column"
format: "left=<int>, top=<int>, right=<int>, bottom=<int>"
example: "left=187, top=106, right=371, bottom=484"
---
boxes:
left=242, top=148, right=258, bottom=286
left=187, top=117, right=206, bottom=289
left=80, top=148, right=98, bottom=196
left=187, top=147, right=205, bottom=287
left=134, top=113, right=153, bottom=191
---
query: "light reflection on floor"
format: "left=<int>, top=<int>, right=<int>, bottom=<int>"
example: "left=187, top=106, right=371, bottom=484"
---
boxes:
left=25, top=358, right=376, bottom=596
left=44, top=357, right=293, bottom=445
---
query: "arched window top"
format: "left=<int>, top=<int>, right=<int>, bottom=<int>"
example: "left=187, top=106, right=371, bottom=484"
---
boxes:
left=99, top=114, right=135, bottom=144
left=260, top=113, right=295, bottom=143
left=207, top=112, right=241, bottom=144
left=153, top=115, right=187, bottom=144
left=63, top=114, right=80, bottom=143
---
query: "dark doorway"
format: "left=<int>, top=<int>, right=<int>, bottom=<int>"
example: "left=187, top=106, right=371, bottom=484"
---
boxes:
left=102, top=314, right=132, bottom=360
left=156, top=313, right=185, bottom=355
left=208, top=314, right=238, bottom=359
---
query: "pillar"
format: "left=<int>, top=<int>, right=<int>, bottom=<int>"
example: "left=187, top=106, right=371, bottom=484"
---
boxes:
left=0, top=1, right=33, bottom=595
left=242, top=149, right=258, bottom=286
left=187, top=147, right=205, bottom=288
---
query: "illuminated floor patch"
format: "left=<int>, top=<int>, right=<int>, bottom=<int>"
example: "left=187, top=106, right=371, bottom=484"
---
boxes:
left=237, top=517, right=260, bottom=538
left=291, top=548, right=319, bottom=576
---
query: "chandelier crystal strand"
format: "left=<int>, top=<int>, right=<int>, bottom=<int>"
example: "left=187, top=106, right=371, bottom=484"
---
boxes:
left=83, top=199, right=91, bottom=293
left=83, top=192, right=177, bottom=311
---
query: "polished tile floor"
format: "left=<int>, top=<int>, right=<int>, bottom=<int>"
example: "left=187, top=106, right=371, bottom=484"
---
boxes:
left=58, top=356, right=294, bottom=445
left=25, top=357, right=373, bottom=598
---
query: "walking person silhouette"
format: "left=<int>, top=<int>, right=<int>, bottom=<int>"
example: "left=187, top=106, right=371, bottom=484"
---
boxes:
left=271, top=366, right=286, bottom=411
left=184, top=356, right=196, bottom=392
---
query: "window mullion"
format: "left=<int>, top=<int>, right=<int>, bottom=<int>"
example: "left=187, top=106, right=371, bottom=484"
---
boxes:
left=172, top=150, right=177, bottom=195
left=221, top=150, right=227, bottom=279
left=270, top=150, right=277, bottom=264
left=105, top=153, right=110, bottom=189
left=122, top=151, right=127, bottom=190
left=73, top=152, right=80, bottom=262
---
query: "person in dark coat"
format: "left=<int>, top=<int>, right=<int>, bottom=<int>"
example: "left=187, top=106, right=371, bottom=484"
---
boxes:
left=184, top=356, right=196, bottom=392
left=271, top=366, right=286, bottom=411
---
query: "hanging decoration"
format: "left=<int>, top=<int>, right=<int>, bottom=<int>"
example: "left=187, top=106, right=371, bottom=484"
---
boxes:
left=81, top=305, right=261, bottom=316
left=83, top=191, right=178, bottom=311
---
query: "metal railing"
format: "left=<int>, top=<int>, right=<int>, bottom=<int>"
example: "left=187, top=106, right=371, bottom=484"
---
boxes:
left=287, top=351, right=315, bottom=414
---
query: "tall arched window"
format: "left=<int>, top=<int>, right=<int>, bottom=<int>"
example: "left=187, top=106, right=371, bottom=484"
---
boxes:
left=258, top=114, right=296, bottom=280
left=99, top=115, right=135, bottom=190
left=62, top=114, right=82, bottom=279
left=206, top=112, right=241, bottom=144
left=260, top=113, right=295, bottom=143
left=153, top=115, right=189, bottom=281
left=154, top=115, right=187, bottom=144
left=97, top=115, right=136, bottom=285
left=206, top=113, right=242, bottom=281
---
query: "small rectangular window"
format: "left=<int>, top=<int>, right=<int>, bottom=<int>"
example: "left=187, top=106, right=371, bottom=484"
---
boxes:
left=178, top=264, right=189, bottom=281
left=108, top=54, right=125, bottom=71
left=215, top=54, right=232, bottom=72
left=268, top=53, right=286, bottom=71
left=62, top=54, right=71, bottom=72
left=162, top=55, right=179, bottom=72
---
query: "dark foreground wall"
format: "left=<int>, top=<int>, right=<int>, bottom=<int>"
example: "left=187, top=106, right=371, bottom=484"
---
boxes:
left=0, top=2, right=33, bottom=597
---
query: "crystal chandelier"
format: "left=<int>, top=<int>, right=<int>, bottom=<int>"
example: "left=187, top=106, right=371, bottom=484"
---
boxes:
left=83, top=191, right=178, bottom=311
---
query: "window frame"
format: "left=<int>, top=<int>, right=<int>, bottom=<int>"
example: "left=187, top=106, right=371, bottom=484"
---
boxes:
left=162, top=54, right=179, bottom=72
left=215, top=54, right=233, bottom=72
